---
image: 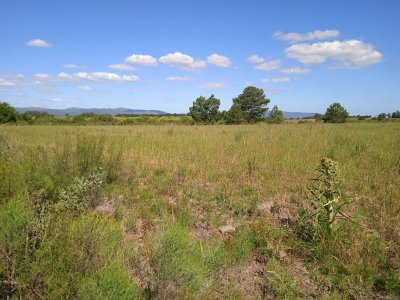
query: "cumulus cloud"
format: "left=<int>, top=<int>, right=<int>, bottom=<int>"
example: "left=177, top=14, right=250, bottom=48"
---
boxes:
left=202, top=82, right=225, bottom=89
left=285, top=39, right=383, bottom=68
left=248, top=55, right=265, bottom=64
left=280, top=66, right=312, bottom=74
left=260, top=78, right=269, bottom=83
left=273, top=29, right=340, bottom=43
left=125, top=54, right=157, bottom=66
left=207, top=53, right=232, bottom=67
left=34, top=73, right=52, bottom=79
left=159, top=52, right=206, bottom=71
left=26, top=39, right=52, bottom=47
left=78, top=86, right=92, bottom=91
left=50, top=98, right=65, bottom=103
left=272, top=77, right=290, bottom=83
left=54, top=72, right=139, bottom=82
left=108, top=64, right=135, bottom=71
left=62, top=64, right=86, bottom=69
left=255, top=59, right=281, bottom=71
left=166, top=76, right=193, bottom=81
left=0, top=78, right=16, bottom=87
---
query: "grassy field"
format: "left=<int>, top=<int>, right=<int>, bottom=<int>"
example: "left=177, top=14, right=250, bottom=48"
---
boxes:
left=1, top=123, right=399, bottom=299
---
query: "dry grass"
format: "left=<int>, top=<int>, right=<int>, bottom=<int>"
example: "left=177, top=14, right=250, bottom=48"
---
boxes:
left=1, top=123, right=399, bottom=299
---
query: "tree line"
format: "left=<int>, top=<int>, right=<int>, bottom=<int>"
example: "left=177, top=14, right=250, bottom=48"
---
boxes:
left=189, top=86, right=284, bottom=124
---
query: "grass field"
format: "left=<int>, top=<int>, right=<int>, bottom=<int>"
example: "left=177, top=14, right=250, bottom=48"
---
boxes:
left=1, top=123, right=399, bottom=299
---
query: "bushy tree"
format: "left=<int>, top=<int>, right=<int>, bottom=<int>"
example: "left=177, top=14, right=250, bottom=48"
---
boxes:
left=224, top=105, right=246, bottom=124
left=323, top=102, right=349, bottom=123
left=189, top=95, right=220, bottom=123
left=377, top=113, right=387, bottom=121
left=0, top=102, right=18, bottom=123
left=231, top=86, right=270, bottom=123
left=391, top=110, right=400, bottom=118
left=268, top=105, right=284, bottom=123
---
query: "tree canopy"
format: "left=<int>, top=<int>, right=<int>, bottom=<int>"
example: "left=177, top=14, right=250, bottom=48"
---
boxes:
left=231, top=86, right=270, bottom=123
left=324, top=102, right=349, bottom=123
left=0, top=102, right=18, bottom=124
left=189, top=94, right=220, bottom=123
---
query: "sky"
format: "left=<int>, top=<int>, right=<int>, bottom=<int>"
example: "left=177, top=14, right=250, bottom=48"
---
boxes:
left=0, top=0, right=399, bottom=115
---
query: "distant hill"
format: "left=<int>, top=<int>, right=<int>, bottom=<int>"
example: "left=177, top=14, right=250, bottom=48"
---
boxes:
left=16, top=107, right=167, bottom=116
left=282, top=111, right=316, bottom=119
left=264, top=110, right=316, bottom=119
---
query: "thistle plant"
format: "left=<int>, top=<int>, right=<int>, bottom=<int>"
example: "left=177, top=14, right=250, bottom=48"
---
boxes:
left=309, top=158, right=350, bottom=237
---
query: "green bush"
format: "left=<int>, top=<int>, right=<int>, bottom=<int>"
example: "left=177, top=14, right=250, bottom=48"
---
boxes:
left=151, top=224, right=207, bottom=295
left=77, top=261, right=141, bottom=300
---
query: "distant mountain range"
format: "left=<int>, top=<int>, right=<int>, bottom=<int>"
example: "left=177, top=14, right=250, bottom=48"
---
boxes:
left=16, top=107, right=166, bottom=116
left=281, top=111, right=315, bottom=118
left=15, top=107, right=316, bottom=119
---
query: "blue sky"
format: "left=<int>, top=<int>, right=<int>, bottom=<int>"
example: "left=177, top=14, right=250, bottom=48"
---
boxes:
left=0, top=0, right=399, bottom=115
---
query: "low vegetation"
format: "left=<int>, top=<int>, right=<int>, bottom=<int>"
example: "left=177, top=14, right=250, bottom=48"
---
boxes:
left=1, top=123, right=399, bottom=299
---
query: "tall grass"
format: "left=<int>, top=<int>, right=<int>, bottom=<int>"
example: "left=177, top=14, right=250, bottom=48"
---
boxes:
left=0, top=123, right=399, bottom=298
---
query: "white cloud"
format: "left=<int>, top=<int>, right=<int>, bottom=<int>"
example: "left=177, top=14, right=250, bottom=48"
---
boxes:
left=50, top=98, right=65, bottom=103
left=245, top=81, right=254, bottom=86
left=248, top=55, right=265, bottom=64
left=62, top=64, right=86, bottom=69
left=108, top=64, right=135, bottom=71
left=260, top=78, right=269, bottom=83
left=272, top=77, right=290, bottom=83
left=255, top=59, right=281, bottom=71
left=58, top=72, right=74, bottom=80
left=34, top=73, right=52, bottom=79
left=285, top=39, right=383, bottom=68
left=207, top=53, right=232, bottom=67
left=280, top=66, right=312, bottom=74
left=273, top=29, right=340, bottom=43
left=202, top=82, right=225, bottom=89
left=159, top=52, right=206, bottom=71
left=78, top=86, right=92, bottom=91
left=0, top=78, right=16, bottom=87
left=16, top=74, right=25, bottom=78
left=56, top=72, right=139, bottom=82
left=166, top=76, right=193, bottom=81
left=26, top=39, right=52, bottom=47
left=125, top=54, right=157, bottom=66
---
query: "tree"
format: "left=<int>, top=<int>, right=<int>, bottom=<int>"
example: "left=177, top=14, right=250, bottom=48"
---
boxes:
left=231, top=86, right=270, bottom=123
left=391, top=110, right=400, bottom=118
left=189, top=94, right=220, bottom=123
left=224, top=105, right=246, bottom=124
left=377, top=113, right=387, bottom=121
left=323, top=102, right=349, bottom=123
left=314, top=113, right=323, bottom=121
left=0, top=102, right=18, bottom=124
left=268, top=105, right=284, bottom=123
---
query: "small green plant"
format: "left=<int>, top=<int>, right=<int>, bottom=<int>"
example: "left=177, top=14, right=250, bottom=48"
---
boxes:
left=308, top=158, right=351, bottom=237
left=55, top=169, right=103, bottom=212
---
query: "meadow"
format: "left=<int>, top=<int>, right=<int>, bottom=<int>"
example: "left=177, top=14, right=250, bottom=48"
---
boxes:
left=1, top=123, right=399, bottom=299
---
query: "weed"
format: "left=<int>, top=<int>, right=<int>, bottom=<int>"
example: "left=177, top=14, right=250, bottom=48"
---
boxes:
left=308, top=158, right=351, bottom=237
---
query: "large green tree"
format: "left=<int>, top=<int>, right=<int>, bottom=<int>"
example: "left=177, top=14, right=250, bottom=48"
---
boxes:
left=189, top=95, right=220, bottom=123
left=323, top=102, right=349, bottom=123
left=231, top=86, right=270, bottom=123
left=0, top=102, right=18, bottom=124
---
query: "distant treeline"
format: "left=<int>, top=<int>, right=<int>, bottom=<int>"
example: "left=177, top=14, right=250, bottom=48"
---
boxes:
left=15, top=111, right=194, bottom=125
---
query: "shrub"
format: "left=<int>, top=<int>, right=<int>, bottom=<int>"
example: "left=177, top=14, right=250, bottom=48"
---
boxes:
left=77, top=261, right=141, bottom=300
